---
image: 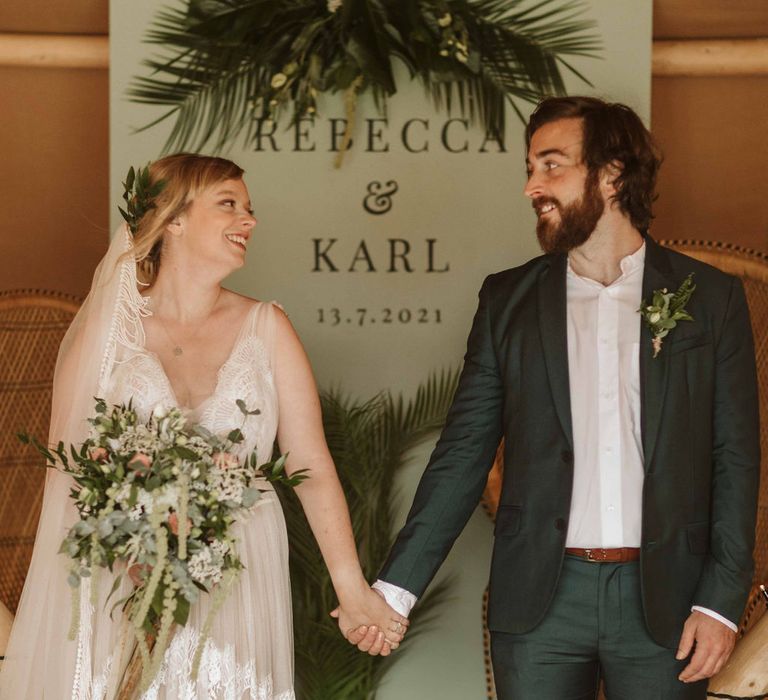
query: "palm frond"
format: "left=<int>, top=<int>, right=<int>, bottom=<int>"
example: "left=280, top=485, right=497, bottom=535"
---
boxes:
left=128, top=0, right=602, bottom=154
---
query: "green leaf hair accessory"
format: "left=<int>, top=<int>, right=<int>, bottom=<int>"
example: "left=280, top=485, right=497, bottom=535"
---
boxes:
left=639, top=273, right=696, bottom=358
left=118, top=164, right=166, bottom=236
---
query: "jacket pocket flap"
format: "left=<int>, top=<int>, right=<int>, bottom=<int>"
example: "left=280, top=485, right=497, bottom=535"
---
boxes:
left=687, top=522, right=710, bottom=554
left=670, top=332, right=710, bottom=355
left=494, top=505, right=522, bottom=536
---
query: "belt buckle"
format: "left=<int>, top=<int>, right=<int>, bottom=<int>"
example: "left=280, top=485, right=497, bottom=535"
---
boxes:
left=584, top=548, right=607, bottom=562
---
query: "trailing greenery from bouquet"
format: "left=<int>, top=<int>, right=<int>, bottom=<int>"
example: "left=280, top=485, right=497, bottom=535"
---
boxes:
left=275, top=369, right=460, bottom=699
left=20, top=398, right=307, bottom=695
left=129, top=0, right=600, bottom=162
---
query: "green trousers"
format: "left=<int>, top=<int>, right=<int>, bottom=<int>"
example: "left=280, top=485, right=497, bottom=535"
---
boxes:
left=490, top=555, right=708, bottom=700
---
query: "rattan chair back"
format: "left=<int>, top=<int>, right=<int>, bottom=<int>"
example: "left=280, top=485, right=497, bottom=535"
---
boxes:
left=0, top=290, right=80, bottom=613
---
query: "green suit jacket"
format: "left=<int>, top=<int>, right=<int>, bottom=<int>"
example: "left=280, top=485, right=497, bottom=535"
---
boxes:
left=379, top=236, right=760, bottom=648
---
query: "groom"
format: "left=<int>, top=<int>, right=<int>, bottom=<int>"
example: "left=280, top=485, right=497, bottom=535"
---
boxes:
left=350, top=97, right=760, bottom=698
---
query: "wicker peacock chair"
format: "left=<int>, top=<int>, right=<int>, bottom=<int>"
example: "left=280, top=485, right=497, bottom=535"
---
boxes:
left=480, top=241, right=768, bottom=699
left=0, top=290, right=81, bottom=617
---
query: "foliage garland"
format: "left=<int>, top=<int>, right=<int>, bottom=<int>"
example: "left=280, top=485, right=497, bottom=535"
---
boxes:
left=274, top=369, right=460, bottom=698
left=129, top=0, right=600, bottom=162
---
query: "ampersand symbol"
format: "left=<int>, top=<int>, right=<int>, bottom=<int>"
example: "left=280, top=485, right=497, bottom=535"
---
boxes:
left=363, top=180, right=399, bottom=215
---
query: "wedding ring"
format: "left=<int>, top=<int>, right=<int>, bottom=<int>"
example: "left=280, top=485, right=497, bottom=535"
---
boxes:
left=394, top=621, right=402, bottom=633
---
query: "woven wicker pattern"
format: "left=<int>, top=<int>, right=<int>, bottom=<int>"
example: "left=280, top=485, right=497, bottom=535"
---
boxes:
left=0, top=290, right=80, bottom=613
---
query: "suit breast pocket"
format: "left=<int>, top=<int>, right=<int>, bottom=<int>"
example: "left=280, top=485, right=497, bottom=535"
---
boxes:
left=494, top=505, right=522, bottom=537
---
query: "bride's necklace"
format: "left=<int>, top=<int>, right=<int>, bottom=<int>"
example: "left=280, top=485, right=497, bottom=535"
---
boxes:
left=151, top=292, right=221, bottom=358
left=157, top=318, right=185, bottom=357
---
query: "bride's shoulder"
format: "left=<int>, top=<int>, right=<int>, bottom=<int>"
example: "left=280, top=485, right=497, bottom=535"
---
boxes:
left=221, top=289, right=284, bottom=311
left=220, top=289, right=289, bottom=328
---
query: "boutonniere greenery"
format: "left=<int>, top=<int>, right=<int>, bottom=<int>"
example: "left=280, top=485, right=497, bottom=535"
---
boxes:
left=639, top=273, right=696, bottom=358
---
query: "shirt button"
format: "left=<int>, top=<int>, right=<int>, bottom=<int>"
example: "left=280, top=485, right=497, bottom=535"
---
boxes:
left=561, top=450, right=573, bottom=464
left=554, top=518, right=566, bottom=532
left=606, top=504, right=615, bottom=512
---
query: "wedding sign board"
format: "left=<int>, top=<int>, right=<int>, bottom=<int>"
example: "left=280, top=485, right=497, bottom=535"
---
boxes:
left=111, top=2, right=651, bottom=696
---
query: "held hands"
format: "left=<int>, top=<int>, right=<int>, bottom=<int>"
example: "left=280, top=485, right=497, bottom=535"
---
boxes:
left=330, top=587, right=409, bottom=657
left=676, top=610, right=736, bottom=683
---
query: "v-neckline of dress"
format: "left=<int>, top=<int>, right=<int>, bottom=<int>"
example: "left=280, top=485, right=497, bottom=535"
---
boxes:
left=140, top=302, right=259, bottom=413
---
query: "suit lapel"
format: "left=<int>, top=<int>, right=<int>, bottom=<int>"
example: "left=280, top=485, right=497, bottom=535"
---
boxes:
left=640, top=237, right=676, bottom=470
left=537, top=254, right=573, bottom=449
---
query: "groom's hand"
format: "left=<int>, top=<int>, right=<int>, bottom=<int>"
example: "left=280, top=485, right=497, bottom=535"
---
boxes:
left=329, top=587, right=409, bottom=656
left=676, top=610, right=736, bottom=683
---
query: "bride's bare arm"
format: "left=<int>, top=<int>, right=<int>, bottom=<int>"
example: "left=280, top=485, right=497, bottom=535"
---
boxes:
left=272, top=308, right=408, bottom=653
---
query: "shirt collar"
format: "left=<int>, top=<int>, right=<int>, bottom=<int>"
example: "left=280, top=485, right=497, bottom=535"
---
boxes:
left=619, top=241, right=646, bottom=276
left=567, top=241, right=646, bottom=287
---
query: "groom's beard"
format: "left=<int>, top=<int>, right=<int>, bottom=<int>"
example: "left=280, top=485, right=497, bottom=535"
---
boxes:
left=534, top=172, right=605, bottom=254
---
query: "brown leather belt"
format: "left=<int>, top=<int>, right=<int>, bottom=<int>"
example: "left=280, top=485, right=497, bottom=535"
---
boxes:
left=565, top=547, right=640, bottom=563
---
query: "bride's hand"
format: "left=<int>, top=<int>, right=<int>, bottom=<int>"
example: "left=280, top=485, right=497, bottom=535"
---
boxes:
left=330, top=587, right=409, bottom=656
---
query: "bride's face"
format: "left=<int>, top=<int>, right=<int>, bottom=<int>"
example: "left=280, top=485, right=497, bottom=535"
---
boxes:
left=169, top=178, right=257, bottom=272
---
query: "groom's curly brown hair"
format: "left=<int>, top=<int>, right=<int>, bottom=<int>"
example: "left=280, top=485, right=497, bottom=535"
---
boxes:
left=525, top=96, right=662, bottom=233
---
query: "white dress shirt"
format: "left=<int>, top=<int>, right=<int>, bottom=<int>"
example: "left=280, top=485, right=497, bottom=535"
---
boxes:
left=375, top=243, right=735, bottom=631
left=565, top=241, right=645, bottom=548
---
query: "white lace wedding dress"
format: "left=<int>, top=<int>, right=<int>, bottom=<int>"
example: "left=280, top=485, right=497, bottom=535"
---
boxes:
left=0, top=290, right=296, bottom=700
left=89, top=299, right=296, bottom=699
left=1, top=228, right=296, bottom=699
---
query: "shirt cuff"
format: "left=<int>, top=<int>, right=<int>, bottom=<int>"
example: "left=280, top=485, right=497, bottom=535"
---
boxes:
left=372, top=579, right=418, bottom=617
left=691, top=605, right=738, bottom=633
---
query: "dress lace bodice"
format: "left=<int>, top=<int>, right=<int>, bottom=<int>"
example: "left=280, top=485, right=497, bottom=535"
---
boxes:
left=105, top=302, right=279, bottom=466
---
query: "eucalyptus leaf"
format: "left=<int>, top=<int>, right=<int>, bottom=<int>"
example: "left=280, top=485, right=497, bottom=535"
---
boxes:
left=97, top=518, right=115, bottom=538
left=241, top=487, right=261, bottom=508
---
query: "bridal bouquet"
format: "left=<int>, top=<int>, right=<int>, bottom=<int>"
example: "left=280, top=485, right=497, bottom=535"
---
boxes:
left=20, top=398, right=307, bottom=696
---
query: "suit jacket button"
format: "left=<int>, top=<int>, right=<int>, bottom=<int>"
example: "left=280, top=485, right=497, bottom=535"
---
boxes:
left=561, top=450, right=573, bottom=464
left=554, top=518, right=566, bottom=531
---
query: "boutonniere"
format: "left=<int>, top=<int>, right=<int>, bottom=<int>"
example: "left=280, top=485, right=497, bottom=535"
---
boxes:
left=639, top=273, right=696, bottom=358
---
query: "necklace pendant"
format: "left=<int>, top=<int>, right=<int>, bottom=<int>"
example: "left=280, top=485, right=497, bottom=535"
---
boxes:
left=173, top=346, right=183, bottom=357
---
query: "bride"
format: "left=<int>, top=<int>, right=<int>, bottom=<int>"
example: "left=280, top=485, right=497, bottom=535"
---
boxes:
left=0, top=154, right=407, bottom=698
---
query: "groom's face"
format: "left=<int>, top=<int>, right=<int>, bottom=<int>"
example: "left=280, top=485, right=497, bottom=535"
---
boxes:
left=524, top=117, right=605, bottom=254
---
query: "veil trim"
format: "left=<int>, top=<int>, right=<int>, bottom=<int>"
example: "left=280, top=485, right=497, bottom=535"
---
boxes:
left=97, top=226, right=150, bottom=397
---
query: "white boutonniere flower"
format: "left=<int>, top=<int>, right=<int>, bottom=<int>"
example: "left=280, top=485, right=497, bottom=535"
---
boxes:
left=639, top=273, right=696, bottom=358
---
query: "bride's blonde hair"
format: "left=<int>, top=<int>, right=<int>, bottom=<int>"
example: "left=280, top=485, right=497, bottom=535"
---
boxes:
left=125, top=153, right=245, bottom=285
